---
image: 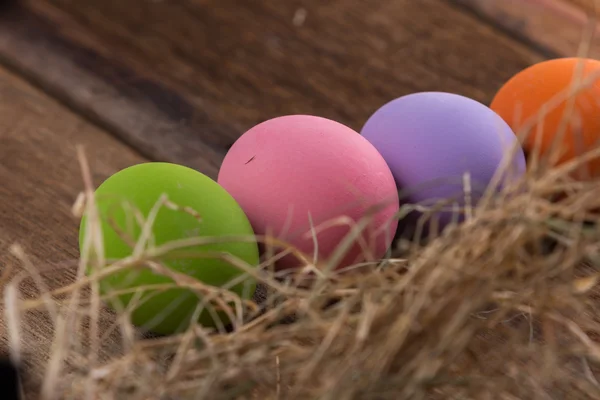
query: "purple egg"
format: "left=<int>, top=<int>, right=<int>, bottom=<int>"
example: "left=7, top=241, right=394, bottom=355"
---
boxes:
left=361, top=92, right=526, bottom=227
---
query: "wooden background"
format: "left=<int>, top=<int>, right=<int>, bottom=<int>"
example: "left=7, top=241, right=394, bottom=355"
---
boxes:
left=0, top=0, right=597, bottom=390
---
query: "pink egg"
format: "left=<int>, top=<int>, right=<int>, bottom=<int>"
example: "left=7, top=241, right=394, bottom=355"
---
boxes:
left=217, top=115, right=399, bottom=271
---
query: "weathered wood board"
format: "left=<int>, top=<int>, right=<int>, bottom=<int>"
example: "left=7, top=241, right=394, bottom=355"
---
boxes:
left=0, top=0, right=544, bottom=178
left=457, top=0, right=600, bottom=59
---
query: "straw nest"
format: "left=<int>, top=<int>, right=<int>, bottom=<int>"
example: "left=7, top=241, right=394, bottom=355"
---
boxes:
left=4, top=75, right=600, bottom=400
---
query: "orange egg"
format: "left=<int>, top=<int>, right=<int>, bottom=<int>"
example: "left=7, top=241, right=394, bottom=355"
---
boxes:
left=490, top=57, right=600, bottom=179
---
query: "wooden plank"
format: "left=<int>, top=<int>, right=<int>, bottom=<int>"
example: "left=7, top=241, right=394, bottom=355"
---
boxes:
left=565, top=0, right=599, bottom=15
left=0, top=4, right=223, bottom=178
left=0, top=64, right=146, bottom=391
left=0, top=0, right=543, bottom=173
left=455, top=0, right=600, bottom=59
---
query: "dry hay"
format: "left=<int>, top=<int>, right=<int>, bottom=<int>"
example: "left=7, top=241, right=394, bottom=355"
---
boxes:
left=6, top=32, right=600, bottom=400
left=3, top=131, right=600, bottom=399
left=11, top=156, right=600, bottom=400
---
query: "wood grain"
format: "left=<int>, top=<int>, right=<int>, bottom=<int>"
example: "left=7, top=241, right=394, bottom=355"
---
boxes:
left=0, top=0, right=543, bottom=175
left=0, top=64, right=145, bottom=389
left=456, top=0, right=600, bottom=59
left=0, top=5, right=223, bottom=178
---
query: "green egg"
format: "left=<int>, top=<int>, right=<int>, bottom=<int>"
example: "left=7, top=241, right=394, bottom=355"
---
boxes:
left=78, top=162, right=259, bottom=335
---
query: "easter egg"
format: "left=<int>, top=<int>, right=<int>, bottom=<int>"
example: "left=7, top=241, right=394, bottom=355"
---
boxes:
left=491, top=57, right=600, bottom=179
left=79, top=162, right=259, bottom=335
left=361, top=92, right=526, bottom=228
left=217, top=115, right=399, bottom=271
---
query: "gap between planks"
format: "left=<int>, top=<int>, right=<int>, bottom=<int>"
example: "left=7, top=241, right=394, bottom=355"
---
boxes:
left=455, top=0, right=600, bottom=59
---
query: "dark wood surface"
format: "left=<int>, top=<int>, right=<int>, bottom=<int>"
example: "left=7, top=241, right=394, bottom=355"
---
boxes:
left=0, top=0, right=591, bottom=393
left=0, top=0, right=545, bottom=178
